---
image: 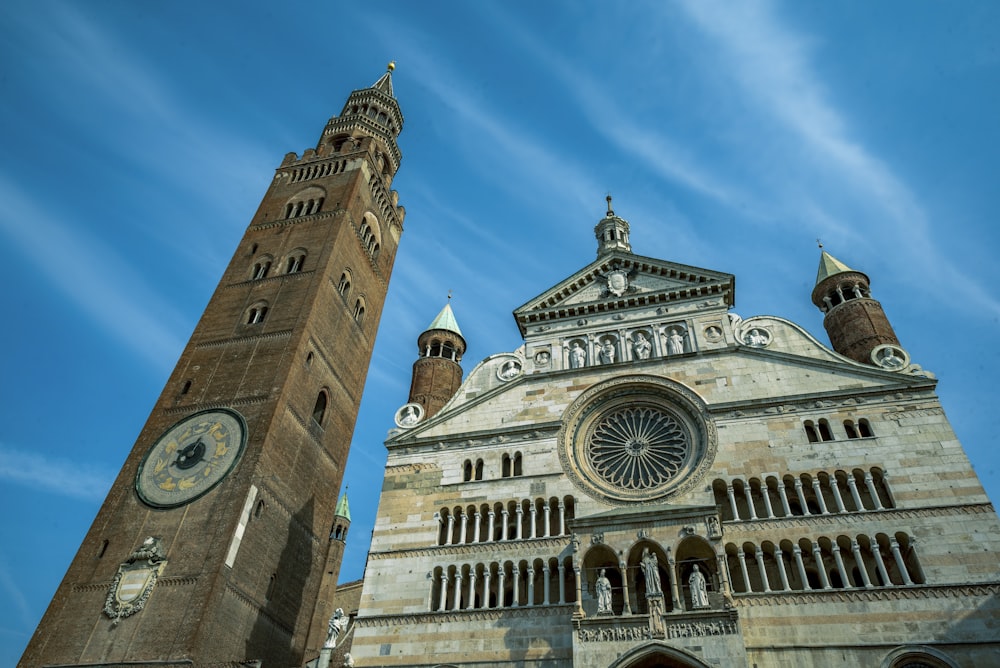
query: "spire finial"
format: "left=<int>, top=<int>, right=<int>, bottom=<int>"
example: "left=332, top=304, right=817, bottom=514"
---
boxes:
left=447, top=290, right=452, bottom=301
left=817, top=238, right=824, bottom=250
left=606, top=194, right=614, bottom=217
left=387, top=61, right=396, bottom=72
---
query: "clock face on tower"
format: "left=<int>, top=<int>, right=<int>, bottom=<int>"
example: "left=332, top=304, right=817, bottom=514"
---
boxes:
left=135, top=408, right=248, bottom=509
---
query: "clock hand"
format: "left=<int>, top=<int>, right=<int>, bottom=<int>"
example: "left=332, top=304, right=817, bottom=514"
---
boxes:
left=174, top=438, right=207, bottom=470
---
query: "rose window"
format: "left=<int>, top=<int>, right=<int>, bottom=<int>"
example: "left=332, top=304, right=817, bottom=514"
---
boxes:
left=587, top=407, right=689, bottom=490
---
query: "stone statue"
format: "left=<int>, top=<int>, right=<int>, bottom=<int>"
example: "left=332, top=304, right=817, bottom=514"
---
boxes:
left=599, top=339, right=616, bottom=364
left=879, top=347, right=904, bottom=368
left=570, top=342, right=587, bottom=368
left=689, top=565, right=710, bottom=609
left=667, top=328, right=685, bottom=355
left=596, top=568, right=613, bottom=614
left=641, top=548, right=662, bottom=596
left=632, top=332, right=651, bottom=360
left=343, top=654, right=355, bottom=667
left=325, top=608, right=347, bottom=648
left=499, top=360, right=521, bottom=379
left=747, top=328, right=768, bottom=347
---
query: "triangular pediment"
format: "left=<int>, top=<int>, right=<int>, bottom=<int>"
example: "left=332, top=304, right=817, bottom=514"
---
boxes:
left=513, top=251, right=734, bottom=336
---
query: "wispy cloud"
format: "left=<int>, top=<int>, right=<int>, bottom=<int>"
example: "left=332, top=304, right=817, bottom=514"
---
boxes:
left=0, top=177, right=185, bottom=370
left=0, top=443, right=112, bottom=502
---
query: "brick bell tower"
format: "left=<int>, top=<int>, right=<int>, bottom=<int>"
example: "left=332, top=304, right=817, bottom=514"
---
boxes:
left=408, top=301, right=466, bottom=418
left=21, top=65, right=405, bottom=668
left=811, top=249, right=901, bottom=365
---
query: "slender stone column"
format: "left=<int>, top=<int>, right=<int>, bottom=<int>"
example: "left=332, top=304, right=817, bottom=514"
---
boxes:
left=812, top=543, right=831, bottom=589
left=542, top=564, right=551, bottom=605
left=761, top=484, right=776, bottom=518
left=436, top=513, right=444, bottom=545
left=882, top=471, right=895, bottom=507
left=516, top=506, right=524, bottom=540
left=755, top=547, right=771, bottom=592
left=459, top=512, right=468, bottom=545
left=558, top=563, right=566, bottom=604
left=619, top=561, right=632, bottom=615
left=544, top=501, right=552, bottom=537
left=446, top=514, right=455, bottom=546
left=890, top=539, right=914, bottom=585
left=777, top=482, right=792, bottom=516
left=668, top=552, right=684, bottom=611
left=847, top=475, right=865, bottom=511
left=811, top=480, right=830, bottom=514
left=850, top=540, right=873, bottom=588
left=869, top=535, right=891, bottom=586
left=716, top=553, right=733, bottom=597
left=736, top=549, right=752, bottom=593
left=511, top=565, right=520, bottom=607
left=558, top=501, right=566, bottom=535
left=438, top=573, right=448, bottom=611
left=742, top=482, right=759, bottom=520
left=832, top=545, right=850, bottom=587
left=487, top=510, right=496, bottom=542
left=830, top=478, right=847, bottom=513
left=483, top=570, right=492, bottom=609
left=529, top=505, right=538, bottom=539
left=574, top=566, right=584, bottom=616
left=467, top=572, right=477, bottom=609
left=864, top=472, right=885, bottom=510
left=794, top=479, right=811, bottom=515
left=526, top=565, right=535, bottom=606
left=792, top=545, right=810, bottom=590
left=726, top=483, right=740, bottom=520
left=501, top=509, right=510, bottom=541
left=774, top=547, right=791, bottom=591
left=473, top=511, right=481, bottom=543
left=498, top=568, right=507, bottom=608
left=452, top=572, right=462, bottom=610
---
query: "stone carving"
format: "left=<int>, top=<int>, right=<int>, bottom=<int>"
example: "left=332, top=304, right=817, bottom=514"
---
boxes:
left=569, top=342, right=587, bottom=368
left=689, top=565, right=710, bottom=609
left=343, top=653, right=355, bottom=667
left=394, top=403, right=424, bottom=428
left=596, top=569, right=613, bottom=615
left=706, top=516, right=722, bottom=539
left=641, top=548, right=662, bottom=596
left=577, top=625, right=651, bottom=642
left=497, top=359, right=522, bottom=381
left=534, top=350, right=551, bottom=367
left=632, top=332, right=652, bottom=360
left=637, top=528, right=650, bottom=540
left=681, top=525, right=696, bottom=536
left=666, top=327, right=686, bottom=355
left=588, top=406, right=689, bottom=491
left=647, top=593, right=665, bottom=638
left=872, top=344, right=908, bottom=370
left=598, top=338, right=616, bottom=364
left=743, top=327, right=771, bottom=347
left=592, top=532, right=604, bottom=545
left=325, top=608, right=348, bottom=648
left=703, top=325, right=723, bottom=342
left=104, top=536, right=168, bottom=625
left=597, top=264, right=638, bottom=298
left=665, top=619, right=738, bottom=638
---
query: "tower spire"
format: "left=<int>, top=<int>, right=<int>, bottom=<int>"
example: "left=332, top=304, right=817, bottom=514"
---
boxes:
left=408, top=303, right=466, bottom=418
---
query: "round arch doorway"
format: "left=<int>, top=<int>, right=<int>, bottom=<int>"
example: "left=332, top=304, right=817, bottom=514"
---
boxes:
left=608, top=641, right=714, bottom=668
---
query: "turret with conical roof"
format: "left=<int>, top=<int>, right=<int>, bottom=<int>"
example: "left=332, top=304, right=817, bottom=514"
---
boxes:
left=811, top=250, right=901, bottom=365
left=408, top=302, right=466, bottom=418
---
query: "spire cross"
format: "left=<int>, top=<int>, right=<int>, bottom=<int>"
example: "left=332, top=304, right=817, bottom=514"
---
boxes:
left=817, top=238, right=824, bottom=249
left=606, top=194, right=614, bottom=217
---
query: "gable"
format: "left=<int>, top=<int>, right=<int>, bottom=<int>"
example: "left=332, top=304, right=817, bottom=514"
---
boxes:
left=513, top=251, right=734, bottom=336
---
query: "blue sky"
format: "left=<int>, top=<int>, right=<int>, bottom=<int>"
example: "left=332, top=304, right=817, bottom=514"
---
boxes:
left=2, top=1, right=999, bottom=663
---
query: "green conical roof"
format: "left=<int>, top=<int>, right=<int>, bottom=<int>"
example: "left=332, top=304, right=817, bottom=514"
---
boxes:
left=335, top=492, right=351, bottom=521
left=815, top=250, right=856, bottom=285
left=426, top=302, right=463, bottom=337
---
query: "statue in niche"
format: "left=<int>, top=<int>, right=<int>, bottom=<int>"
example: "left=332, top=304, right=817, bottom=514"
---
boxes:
left=641, top=548, right=662, bottom=596
left=498, top=359, right=521, bottom=380
left=745, top=328, right=770, bottom=347
left=879, top=347, right=904, bottom=368
left=666, top=328, right=685, bottom=356
left=632, top=332, right=652, bottom=360
left=706, top=516, right=721, bottom=539
left=599, top=339, right=616, bottom=364
left=596, top=568, right=613, bottom=614
left=689, top=565, right=710, bottom=609
left=325, top=608, right=347, bottom=648
left=569, top=342, right=587, bottom=368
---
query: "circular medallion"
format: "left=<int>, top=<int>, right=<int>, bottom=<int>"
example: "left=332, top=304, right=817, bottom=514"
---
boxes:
left=135, top=409, right=247, bottom=508
left=558, top=375, right=716, bottom=503
left=394, top=403, right=425, bottom=428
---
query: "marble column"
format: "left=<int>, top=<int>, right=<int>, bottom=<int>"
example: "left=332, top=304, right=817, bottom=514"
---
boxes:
left=774, top=547, right=791, bottom=591
left=846, top=475, right=865, bottom=511
left=832, top=545, right=850, bottom=587
left=792, top=545, right=810, bottom=590
left=755, top=547, right=771, bottom=592
left=811, top=480, right=830, bottom=514
left=726, top=483, right=740, bottom=520
left=864, top=472, right=885, bottom=510
left=812, top=543, right=831, bottom=589
left=850, top=540, right=873, bottom=588
left=890, top=539, right=914, bottom=585
left=869, top=535, right=891, bottom=586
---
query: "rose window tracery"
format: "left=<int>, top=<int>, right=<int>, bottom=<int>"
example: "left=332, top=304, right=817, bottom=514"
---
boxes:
left=588, top=407, right=689, bottom=490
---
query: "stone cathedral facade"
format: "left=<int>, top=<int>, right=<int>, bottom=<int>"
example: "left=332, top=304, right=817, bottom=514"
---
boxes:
left=338, top=202, right=1000, bottom=667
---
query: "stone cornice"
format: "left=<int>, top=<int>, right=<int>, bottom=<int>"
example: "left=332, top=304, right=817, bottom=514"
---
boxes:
left=368, top=535, right=573, bottom=560
left=733, top=581, right=1000, bottom=606
left=710, top=382, right=939, bottom=420
left=226, top=269, right=313, bottom=290
left=194, top=328, right=293, bottom=350
left=388, top=421, right=562, bottom=451
left=248, top=209, right=338, bottom=233
left=163, top=396, right=270, bottom=416
left=356, top=603, right=575, bottom=627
